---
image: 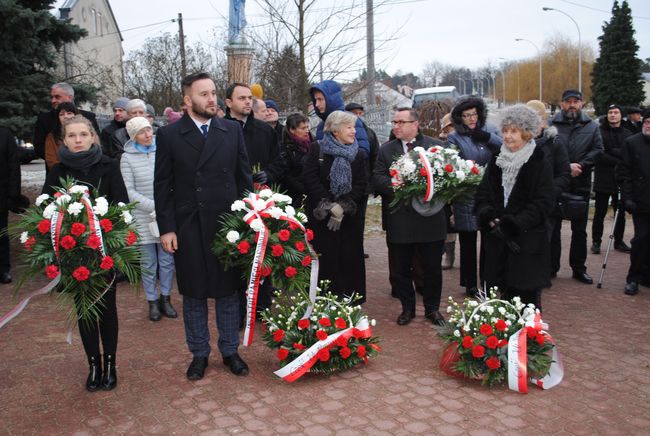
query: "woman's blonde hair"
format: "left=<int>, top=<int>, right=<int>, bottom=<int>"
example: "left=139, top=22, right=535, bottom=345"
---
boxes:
left=61, top=115, right=98, bottom=140
left=324, top=110, right=357, bottom=134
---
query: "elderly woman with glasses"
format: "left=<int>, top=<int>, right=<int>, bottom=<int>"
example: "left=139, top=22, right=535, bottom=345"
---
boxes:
left=474, top=105, right=554, bottom=309
left=447, top=96, right=502, bottom=297
left=302, top=110, right=367, bottom=303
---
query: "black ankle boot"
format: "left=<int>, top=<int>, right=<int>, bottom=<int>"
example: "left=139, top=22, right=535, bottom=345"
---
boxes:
left=86, top=355, right=102, bottom=392
left=159, top=295, right=178, bottom=318
left=148, top=300, right=161, bottom=321
left=101, top=354, right=117, bottom=390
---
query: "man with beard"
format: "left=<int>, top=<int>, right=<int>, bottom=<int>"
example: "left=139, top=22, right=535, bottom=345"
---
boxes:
left=550, top=90, right=603, bottom=284
left=617, top=110, right=650, bottom=295
left=154, top=72, right=253, bottom=380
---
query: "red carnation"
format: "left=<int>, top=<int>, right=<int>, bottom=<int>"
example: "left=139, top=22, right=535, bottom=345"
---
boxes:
left=126, top=230, right=137, bottom=246
left=260, top=265, right=272, bottom=277
left=86, top=234, right=100, bottom=250
left=495, top=319, right=507, bottom=332
left=301, top=255, right=312, bottom=267
left=271, top=244, right=284, bottom=257
left=357, top=345, right=367, bottom=358
left=336, top=335, right=348, bottom=347
left=419, top=167, right=428, bottom=177
left=352, top=328, right=364, bottom=339
left=295, top=241, right=305, bottom=252
left=444, top=163, right=454, bottom=173
left=535, top=334, right=545, bottom=346
left=277, top=348, right=289, bottom=360
left=498, top=339, right=509, bottom=348
left=38, top=219, right=51, bottom=234
left=485, top=335, right=499, bottom=349
left=272, top=329, right=285, bottom=342
left=527, top=328, right=538, bottom=339
left=306, top=229, right=314, bottom=241
left=429, top=147, right=438, bottom=152
left=284, top=266, right=297, bottom=278
left=339, top=347, right=351, bottom=359
left=471, top=166, right=480, bottom=175
left=60, top=235, right=77, bottom=250
left=293, top=342, right=305, bottom=351
left=472, top=345, right=485, bottom=358
left=316, top=329, right=328, bottom=341
left=278, top=229, right=290, bottom=242
left=462, top=336, right=474, bottom=348
left=100, top=219, right=113, bottom=233
left=479, top=323, right=493, bottom=336
left=335, top=317, right=346, bottom=329
left=237, top=240, right=250, bottom=254
left=100, top=256, right=114, bottom=270
left=70, top=222, right=86, bottom=237
left=24, top=236, right=36, bottom=251
left=45, top=264, right=59, bottom=279
left=317, top=348, right=330, bottom=362
left=288, top=221, right=299, bottom=231
left=318, top=318, right=332, bottom=327
left=72, top=266, right=91, bottom=281
left=486, top=356, right=501, bottom=371
left=297, top=319, right=310, bottom=330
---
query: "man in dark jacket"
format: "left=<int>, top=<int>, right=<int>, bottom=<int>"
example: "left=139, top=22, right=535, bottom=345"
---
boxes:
left=0, top=127, right=21, bottom=283
left=99, top=97, right=129, bottom=155
left=106, top=99, right=147, bottom=160
left=225, top=83, right=285, bottom=185
left=591, top=104, right=633, bottom=254
left=624, top=107, right=642, bottom=134
left=617, top=110, right=650, bottom=295
left=264, top=99, right=285, bottom=142
left=550, top=89, right=603, bottom=284
left=33, top=82, right=99, bottom=162
left=372, top=107, right=446, bottom=326
left=154, top=72, right=253, bottom=380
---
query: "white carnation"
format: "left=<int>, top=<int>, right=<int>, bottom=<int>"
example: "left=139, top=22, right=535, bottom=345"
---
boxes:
left=285, top=205, right=295, bottom=217
left=249, top=218, right=264, bottom=232
left=93, top=198, right=108, bottom=216
left=35, top=194, right=50, bottom=207
left=453, top=330, right=461, bottom=337
left=412, top=146, right=425, bottom=153
left=20, top=231, right=29, bottom=244
left=258, top=189, right=273, bottom=199
left=121, top=210, right=133, bottom=224
left=226, top=230, right=240, bottom=243
left=67, top=202, right=84, bottom=216
left=231, top=200, right=246, bottom=211
left=455, top=170, right=466, bottom=181
left=55, top=194, right=71, bottom=205
left=253, top=199, right=267, bottom=211
left=68, top=185, right=88, bottom=194
left=271, top=193, right=292, bottom=204
left=118, top=202, right=126, bottom=207
left=267, top=207, right=283, bottom=219
left=43, top=203, right=57, bottom=219
left=370, top=319, right=376, bottom=326
left=486, top=306, right=494, bottom=314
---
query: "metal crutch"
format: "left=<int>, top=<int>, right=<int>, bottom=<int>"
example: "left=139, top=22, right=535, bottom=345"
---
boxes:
left=596, top=205, right=621, bottom=289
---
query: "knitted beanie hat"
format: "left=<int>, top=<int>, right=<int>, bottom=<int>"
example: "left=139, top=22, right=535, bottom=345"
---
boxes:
left=126, top=117, right=152, bottom=139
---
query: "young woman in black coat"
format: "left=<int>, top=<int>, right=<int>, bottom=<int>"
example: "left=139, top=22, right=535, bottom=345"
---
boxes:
left=279, top=113, right=313, bottom=208
left=475, top=105, right=554, bottom=310
left=43, top=115, right=129, bottom=392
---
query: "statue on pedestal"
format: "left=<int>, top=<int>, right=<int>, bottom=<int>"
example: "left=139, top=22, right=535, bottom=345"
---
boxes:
left=229, top=0, right=247, bottom=44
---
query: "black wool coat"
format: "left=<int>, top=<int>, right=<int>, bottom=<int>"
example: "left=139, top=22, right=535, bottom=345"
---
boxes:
left=372, top=134, right=447, bottom=244
left=474, top=147, right=554, bottom=290
left=154, top=114, right=253, bottom=299
left=0, top=127, right=20, bottom=214
left=594, top=120, right=632, bottom=194
left=616, top=132, right=650, bottom=213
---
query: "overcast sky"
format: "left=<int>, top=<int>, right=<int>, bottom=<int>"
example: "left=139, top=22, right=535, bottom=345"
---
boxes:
left=86, top=0, right=650, bottom=80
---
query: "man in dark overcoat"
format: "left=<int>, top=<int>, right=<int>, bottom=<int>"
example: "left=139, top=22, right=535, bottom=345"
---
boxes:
left=372, top=107, right=447, bottom=326
left=0, top=127, right=21, bottom=284
left=154, top=72, right=253, bottom=380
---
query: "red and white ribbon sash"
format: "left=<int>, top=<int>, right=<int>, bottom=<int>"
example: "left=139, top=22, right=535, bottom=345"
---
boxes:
left=0, top=275, right=61, bottom=329
left=507, top=313, right=564, bottom=393
left=274, top=317, right=371, bottom=382
left=417, top=150, right=435, bottom=202
left=81, top=193, right=106, bottom=256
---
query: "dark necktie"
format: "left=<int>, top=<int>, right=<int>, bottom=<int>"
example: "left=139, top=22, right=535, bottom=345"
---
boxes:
left=200, top=124, right=209, bottom=138
left=406, top=142, right=414, bottom=151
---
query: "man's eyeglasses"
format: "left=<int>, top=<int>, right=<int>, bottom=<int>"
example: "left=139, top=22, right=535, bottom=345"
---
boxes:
left=391, top=120, right=416, bottom=126
left=462, top=112, right=479, bottom=120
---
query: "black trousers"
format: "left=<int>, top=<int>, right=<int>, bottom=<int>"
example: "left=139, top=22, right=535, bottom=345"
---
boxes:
left=592, top=191, right=625, bottom=244
left=500, top=288, right=542, bottom=312
left=0, top=209, right=9, bottom=273
left=390, top=241, right=444, bottom=313
left=551, top=207, right=588, bottom=274
left=78, top=284, right=118, bottom=358
left=457, top=231, right=485, bottom=288
left=628, top=212, right=650, bottom=283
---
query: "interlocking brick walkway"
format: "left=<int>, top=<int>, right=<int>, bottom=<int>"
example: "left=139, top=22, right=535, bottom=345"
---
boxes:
left=1, top=191, right=648, bottom=434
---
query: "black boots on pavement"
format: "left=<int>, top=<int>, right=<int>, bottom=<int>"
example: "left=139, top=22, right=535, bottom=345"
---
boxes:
left=148, top=295, right=177, bottom=321
left=86, top=354, right=117, bottom=392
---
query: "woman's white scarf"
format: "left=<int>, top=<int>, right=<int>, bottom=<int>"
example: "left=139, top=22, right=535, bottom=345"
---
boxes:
left=495, top=140, right=536, bottom=207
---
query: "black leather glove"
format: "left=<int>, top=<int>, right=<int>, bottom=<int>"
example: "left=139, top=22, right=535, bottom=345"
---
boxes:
left=623, top=199, right=637, bottom=213
left=471, top=129, right=491, bottom=143
left=313, top=198, right=333, bottom=221
left=253, top=171, right=268, bottom=184
left=490, top=225, right=520, bottom=253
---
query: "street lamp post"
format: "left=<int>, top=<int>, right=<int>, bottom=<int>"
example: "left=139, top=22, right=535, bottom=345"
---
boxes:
left=543, top=6, right=581, bottom=92
left=515, top=38, right=543, bottom=101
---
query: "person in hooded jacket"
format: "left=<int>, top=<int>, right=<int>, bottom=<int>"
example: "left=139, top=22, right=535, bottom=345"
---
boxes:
left=447, top=96, right=502, bottom=296
left=591, top=104, right=633, bottom=254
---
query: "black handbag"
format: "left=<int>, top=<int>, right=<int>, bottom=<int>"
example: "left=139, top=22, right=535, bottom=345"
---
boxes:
left=558, top=193, right=588, bottom=220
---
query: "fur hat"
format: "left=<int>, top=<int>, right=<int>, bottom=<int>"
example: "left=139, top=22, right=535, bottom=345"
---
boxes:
left=114, top=97, right=129, bottom=111
left=451, top=96, right=487, bottom=133
left=265, top=99, right=279, bottom=113
left=126, top=116, right=152, bottom=139
left=526, top=100, right=547, bottom=121
left=499, top=104, right=540, bottom=134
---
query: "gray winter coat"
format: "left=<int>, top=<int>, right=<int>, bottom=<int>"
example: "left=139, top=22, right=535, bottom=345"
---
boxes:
left=120, top=139, right=158, bottom=245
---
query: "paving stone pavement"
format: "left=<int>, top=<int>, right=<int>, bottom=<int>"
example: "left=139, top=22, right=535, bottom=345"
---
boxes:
left=1, top=210, right=649, bottom=435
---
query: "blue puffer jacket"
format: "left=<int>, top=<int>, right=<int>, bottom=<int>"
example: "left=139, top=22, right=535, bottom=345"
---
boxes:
left=309, top=80, right=369, bottom=157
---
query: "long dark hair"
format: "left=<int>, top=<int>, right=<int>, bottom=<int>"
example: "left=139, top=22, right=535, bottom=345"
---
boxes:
left=54, top=102, right=79, bottom=138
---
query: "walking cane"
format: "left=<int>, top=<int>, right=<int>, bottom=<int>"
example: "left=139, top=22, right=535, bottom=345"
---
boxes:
left=596, top=204, right=621, bottom=289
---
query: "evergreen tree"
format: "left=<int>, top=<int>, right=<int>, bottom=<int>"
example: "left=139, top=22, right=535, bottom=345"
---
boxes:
left=591, top=1, right=645, bottom=115
left=0, top=0, right=85, bottom=140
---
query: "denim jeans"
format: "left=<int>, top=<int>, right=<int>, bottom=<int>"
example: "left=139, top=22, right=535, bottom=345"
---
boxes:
left=182, top=293, right=240, bottom=358
left=140, top=243, right=175, bottom=301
